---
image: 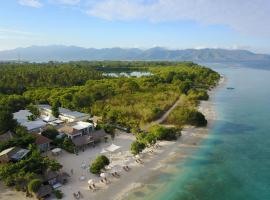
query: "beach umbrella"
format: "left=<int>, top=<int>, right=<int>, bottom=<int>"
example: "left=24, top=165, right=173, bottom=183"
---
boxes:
left=88, top=179, right=94, bottom=185
left=100, top=148, right=108, bottom=154
left=100, top=173, right=108, bottom=178
left=135, top=155, right=140, bottom=159
left=106, top=143, right=121, bottom=152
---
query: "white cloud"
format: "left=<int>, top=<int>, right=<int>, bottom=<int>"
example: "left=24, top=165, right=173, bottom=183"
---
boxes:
left=85, top=0, right=270, bottom=37
left=49, top=0, right=80, bottom=6
left=18, top=0, right=43, bottom=8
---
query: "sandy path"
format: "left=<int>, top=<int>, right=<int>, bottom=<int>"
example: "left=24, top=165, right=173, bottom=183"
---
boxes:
left=143, top=97, right=182, bottom=130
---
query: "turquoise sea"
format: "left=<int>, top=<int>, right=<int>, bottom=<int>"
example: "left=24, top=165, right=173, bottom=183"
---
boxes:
left=124, top=64, right=270, bottom=200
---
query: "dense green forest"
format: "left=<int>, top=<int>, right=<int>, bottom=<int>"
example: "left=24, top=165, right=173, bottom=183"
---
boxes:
left=0, top=61, right=178, bottom=94
left=0, top=61, right=220, bottom=128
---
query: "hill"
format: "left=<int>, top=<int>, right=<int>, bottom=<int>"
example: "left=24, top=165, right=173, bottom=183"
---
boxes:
left=0, top=45, right=270, bottom=63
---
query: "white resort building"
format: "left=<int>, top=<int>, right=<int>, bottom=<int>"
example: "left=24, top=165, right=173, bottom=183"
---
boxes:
left=38, top=104, right=90, bottom=122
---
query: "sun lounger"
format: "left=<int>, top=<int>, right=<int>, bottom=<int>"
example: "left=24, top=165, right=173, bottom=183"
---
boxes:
left=73, top=192, right=80, bottom=199
left=123, top=165, right=131, bottom=171
left=100, top=178, right=110, bottom=184
left=111, top=172, right=120, bottom=177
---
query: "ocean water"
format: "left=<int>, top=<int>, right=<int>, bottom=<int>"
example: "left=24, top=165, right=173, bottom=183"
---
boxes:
left=124, top=64, right=270, bottom=200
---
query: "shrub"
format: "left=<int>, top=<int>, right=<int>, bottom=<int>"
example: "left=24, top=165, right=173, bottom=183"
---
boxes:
left=130, top=141, right=146, bottom=155
left=166, top=106, right=207, bottom=127
left=188, top=89, right=209, bottom=101
left=41, top=126, right=59, bottom=140
left=54, top=190, right=63, bottom=199
left=189, top=111, right=207, bottom=127
left=90, top=155, right=110, bottom=174
left=62, top=137, right=75, bottom=153
left=149, top=125, right=179, bottom=141
left=103, top=124, right=115, bottom=140
left=27, top=179, right=42, bottom=193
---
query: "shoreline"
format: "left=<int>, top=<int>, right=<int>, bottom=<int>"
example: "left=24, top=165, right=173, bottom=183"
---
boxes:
left=96, top=76, right=226, bottom=200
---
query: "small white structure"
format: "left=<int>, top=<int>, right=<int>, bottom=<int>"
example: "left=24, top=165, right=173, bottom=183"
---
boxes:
left=106, top=144, right=121, bottom=152
left=41, top=115, right=57, bottom=123
left=38, top=104, right=90, bottom=122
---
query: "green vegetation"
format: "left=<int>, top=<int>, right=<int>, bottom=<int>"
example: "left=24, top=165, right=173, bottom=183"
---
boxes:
left=0, top=63, right=103, bottom=95
left=0, top=61, right=219, bottom=129
left=0, top=107, right=17, bottom=134
left=54, top=189, right=63, bottom=199
left=0, top=149, right=62, bottom=191
left=149, top=125, right=180, bottom=141
left=130, top=141, right=146, bottom=155
left=41, top=126, right=59, bottom=140
left=131, top=125, right=181, bottom=155
left=165, top=96, right=208, bottom=127
left=26, top=103, right=40, bottom=118
left=0, top=126, right=35, bottom=152
left=27, top=179, right=42, bottom=193
left=90, top=155, right=110, bottom=174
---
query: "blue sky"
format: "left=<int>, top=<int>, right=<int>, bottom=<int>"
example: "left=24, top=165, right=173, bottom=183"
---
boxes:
left=1, top=0, right=270, bottom=53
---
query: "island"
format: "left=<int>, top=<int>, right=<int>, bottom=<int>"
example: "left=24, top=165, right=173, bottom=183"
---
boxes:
left=0, top=61, right=220, bottom=200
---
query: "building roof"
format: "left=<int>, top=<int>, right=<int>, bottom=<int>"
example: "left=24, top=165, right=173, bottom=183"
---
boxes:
left=31, top=133, right=52, bottom=145
left=21, top=120, right=47, bottom=131
left=38, top=104, right=52, bottom=110
left=13, top=109, right=32, bottom=124
left=0, top=131, right=15, bottom=142
left=10, top=148, right=30, bottom=161
left=58, top=125, right=75, bottom=135
left=72, top=121, right=93, bottom=130
left=0, top=147, right=16, bottom=157
left=59, top=108, right=89, bottom=119
left=43, top=169, right=59, bottom=181
left=35, top=185, right=52, bottom=198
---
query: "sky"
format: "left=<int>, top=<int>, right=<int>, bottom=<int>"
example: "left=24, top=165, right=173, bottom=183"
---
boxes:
left=0, top=0, right=270, bottom=53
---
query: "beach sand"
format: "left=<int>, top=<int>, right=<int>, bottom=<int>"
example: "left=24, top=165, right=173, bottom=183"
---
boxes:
left=0, top=77, right=225, bottom=200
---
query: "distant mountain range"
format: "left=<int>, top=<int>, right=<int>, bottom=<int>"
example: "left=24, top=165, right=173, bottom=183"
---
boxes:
left=1, top=45, right=270, bottom=64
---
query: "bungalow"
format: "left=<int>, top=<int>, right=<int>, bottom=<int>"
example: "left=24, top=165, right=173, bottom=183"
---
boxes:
left=0, top=147, right=30, bottom=164
left=43, top=169, right=69, bottom=188
left=31, top=133, right=52, bottom=152
left=72, top=129, right=107, bottom=150
left=38, top=104, right=90, bottom=122
left=34, top=185, right=53, bottom=200
left=0, top=131, right=15, bottom=142
left=58, top=121, right=93, bottom=139
left=21, top=120, right=47, bottom=133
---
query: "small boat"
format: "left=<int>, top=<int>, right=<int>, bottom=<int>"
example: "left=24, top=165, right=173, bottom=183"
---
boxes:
left=227, top=87, right=235, bottom=90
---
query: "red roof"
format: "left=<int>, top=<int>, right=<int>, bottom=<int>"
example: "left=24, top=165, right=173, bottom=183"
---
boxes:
left=31, top=133, right=52, bottom=145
